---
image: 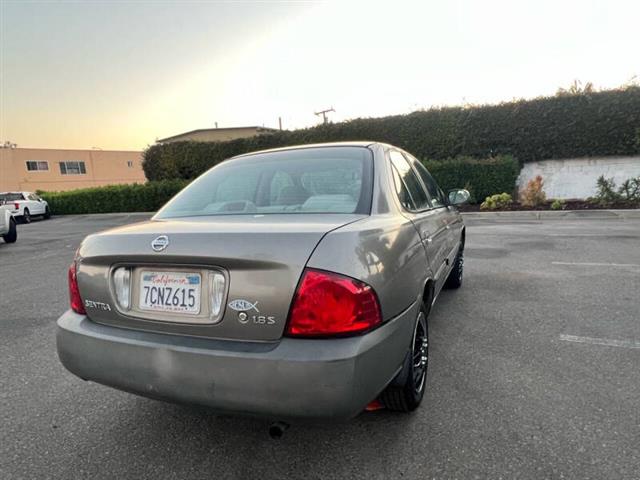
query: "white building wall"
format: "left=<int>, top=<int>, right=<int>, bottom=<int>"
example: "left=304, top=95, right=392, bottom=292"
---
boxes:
left=517, top=156, right=640, bottom=200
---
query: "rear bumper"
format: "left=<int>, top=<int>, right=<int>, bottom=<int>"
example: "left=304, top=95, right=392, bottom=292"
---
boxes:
left=56, top=307, right=415, bottom=420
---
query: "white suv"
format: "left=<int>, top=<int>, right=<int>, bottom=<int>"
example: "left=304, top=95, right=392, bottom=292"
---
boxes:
left=0, top=192, right=51, bottom=224
left=0, top=200, right=17, bottom=243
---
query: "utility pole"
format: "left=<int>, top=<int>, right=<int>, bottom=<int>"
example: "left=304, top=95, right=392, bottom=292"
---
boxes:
left=314, top=107, right=335, bottom=124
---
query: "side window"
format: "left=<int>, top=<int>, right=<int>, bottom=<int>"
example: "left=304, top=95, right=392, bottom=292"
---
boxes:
left=59, top=161, right=87, bottom=175
left=389, top=151, right=430, bottom=211
left=411, top=158, right=447, bottom=208
left=390, top=164, right=415, bottom=210
left=26, top=161, right=49, bottom=171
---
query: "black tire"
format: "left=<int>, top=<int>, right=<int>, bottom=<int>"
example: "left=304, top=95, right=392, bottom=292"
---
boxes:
left=2, top=218, right=17, bottom=243
left=21, top=208, right=31, bottom=224
left=380, top=305, right=428, bottom=412
left=44, top=206, right=51, bottom=219
left=444, top=241, right=464, bottom=289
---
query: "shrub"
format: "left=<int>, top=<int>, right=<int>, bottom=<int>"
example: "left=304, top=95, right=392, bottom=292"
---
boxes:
left=520, top=175, right=547, bottom=207
left=592, top=176, right=620, bottom=206
left=40, top=180, right=189, bottom=215
left=480, top=193, right=513, bottom=210
left=619, top=177, right=640, bottom=200
left=550, top=199, right=565, bottom=210
left=591, top=175, right=640, bottom=206
left=424, top=155, right=519, bottom=204
left=143, top=86, right=640, bottom=181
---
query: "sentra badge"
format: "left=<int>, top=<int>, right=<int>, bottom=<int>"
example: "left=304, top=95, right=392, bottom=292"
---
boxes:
left=84, top=299, right=111, bottom=311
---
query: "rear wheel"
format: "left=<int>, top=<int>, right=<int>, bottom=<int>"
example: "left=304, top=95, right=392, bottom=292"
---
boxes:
left=444, top=241, right=464, bottom=289
left=44, top=206, right=51, bottom=219
left=3, top=218, right=17, bottom=243
left=380, top=305, right=428, bottom=412
left=21, top=208, right=31, bottom=224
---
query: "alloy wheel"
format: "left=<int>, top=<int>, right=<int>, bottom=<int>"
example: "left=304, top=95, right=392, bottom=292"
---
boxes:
left=412, top=311, right=428, bottom=395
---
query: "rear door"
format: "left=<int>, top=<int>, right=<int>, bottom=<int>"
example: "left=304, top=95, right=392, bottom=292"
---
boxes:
left=26, top=193, right=46, bottom=215
left=20, top=193, right=36, bottom=215
left=388, top=150, right=450, bottom=288
left=406, top=155, right=460, bottom=265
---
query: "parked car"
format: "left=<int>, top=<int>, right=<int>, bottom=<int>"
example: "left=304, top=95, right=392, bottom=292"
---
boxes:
left=0, top=191, right=51, bottom=223
left=0, top=199, right=18, bottom=244
left=56, top=142, right=469, bottom=427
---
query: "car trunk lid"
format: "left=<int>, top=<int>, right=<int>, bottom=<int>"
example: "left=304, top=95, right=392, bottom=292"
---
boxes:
left=76, top=214, right=364, bottom=341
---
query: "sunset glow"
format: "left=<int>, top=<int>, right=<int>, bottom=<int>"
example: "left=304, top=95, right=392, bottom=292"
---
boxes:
left=1, top=0, right=638, bottom=150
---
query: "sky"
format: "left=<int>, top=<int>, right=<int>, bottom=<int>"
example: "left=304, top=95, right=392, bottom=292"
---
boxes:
left=1, top=0, right=639, bottom=150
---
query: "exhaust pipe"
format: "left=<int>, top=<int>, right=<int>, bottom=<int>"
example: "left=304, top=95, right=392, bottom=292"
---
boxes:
left=268, top=421, right=289, bottom=439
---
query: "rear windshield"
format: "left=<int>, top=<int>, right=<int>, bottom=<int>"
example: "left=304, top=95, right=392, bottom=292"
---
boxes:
left=0, top=193, right=24, bottom=202
left=155, top=146, right=373, bottom=218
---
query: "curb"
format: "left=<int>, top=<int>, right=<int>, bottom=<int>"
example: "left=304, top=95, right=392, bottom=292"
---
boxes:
left=461, top=209, right=640, bottom=220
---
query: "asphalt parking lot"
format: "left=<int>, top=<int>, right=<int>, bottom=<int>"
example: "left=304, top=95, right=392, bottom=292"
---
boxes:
left=1, top=213, right=639, bottom=479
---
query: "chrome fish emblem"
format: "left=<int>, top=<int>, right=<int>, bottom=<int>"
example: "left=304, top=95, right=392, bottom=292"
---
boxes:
left=228, top=299, right=259, bottom=313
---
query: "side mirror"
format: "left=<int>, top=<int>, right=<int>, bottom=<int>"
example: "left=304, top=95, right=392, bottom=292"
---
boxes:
left=448, top=189, right=470, bottom=206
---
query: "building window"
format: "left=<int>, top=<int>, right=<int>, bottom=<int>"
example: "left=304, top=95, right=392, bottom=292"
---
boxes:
left=59, top=161, right=87, bottom=175
left=127, top=160, right=134, bottom=168
left=26, top=161, right=49, bottom=171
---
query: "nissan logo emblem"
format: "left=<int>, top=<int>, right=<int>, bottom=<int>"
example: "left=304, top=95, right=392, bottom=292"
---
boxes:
left=151, top=235, right=169, bottom=252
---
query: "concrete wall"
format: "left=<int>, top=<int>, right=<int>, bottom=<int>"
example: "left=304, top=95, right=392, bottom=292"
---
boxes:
left=517, top=156, right=640, bottom=200
left=0, top=148, right=146, bottom=192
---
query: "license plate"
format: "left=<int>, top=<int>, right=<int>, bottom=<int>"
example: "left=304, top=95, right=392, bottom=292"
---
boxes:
left=139, top=271, right=201, bottom=315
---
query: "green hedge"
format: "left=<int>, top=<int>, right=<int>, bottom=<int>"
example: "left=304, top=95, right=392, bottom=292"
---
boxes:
left=424, top=155, right=519, bottom=203
left=143, top=87, right=640, bottom=181
left=40, top=180, right=188, bottom=215
left=39, top=156, right=515, bottom=213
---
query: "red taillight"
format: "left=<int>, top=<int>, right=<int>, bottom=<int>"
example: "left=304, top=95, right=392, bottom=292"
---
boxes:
left=286, top=268, right=382, bottom=337
left=14, top=202, right=19, bottom=210
left=68, top=261, right=86, bottom=314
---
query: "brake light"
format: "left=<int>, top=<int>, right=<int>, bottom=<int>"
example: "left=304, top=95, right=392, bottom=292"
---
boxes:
left=68, top=261, right=86, bottom=314
left=14, top=202, right=19, bottom=210
left=286, top=269, right=382, bottom=337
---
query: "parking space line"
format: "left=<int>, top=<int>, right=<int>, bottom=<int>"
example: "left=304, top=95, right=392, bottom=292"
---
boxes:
left=552, top=261, right=640, bottom=267
left=559, top=334, right=640, bottom=349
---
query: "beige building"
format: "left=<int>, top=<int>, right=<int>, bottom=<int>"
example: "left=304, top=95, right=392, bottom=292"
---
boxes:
left=158, top=126, right=278, bottom=143
left=0, top=147, right=146, bottom=192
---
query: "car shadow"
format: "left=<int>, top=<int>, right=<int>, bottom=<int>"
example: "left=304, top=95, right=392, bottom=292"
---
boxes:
left=56, top=395, right=421, bottom=478
left=17, top=216, right=48, bottom=224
